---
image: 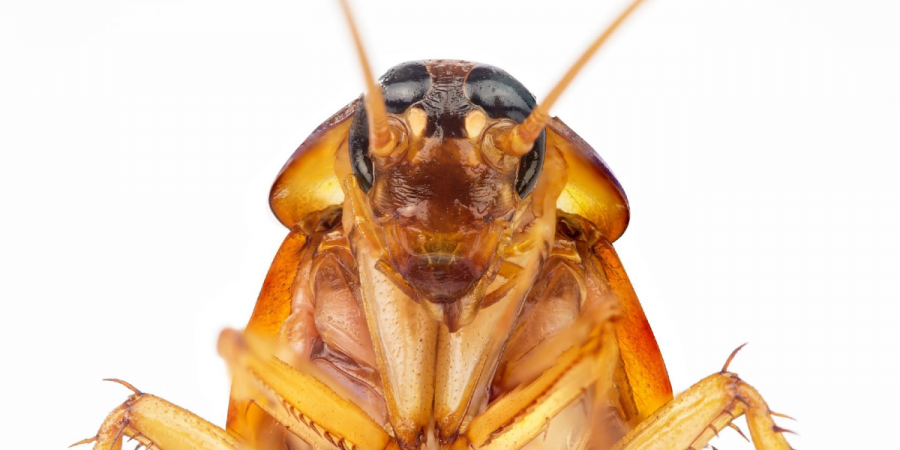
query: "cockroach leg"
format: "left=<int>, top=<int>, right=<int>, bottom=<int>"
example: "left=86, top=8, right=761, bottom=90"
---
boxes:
left=610, top=368, right=795, bottom=450
left=218, top=329, right=390, bottom=450
left=464, top=321, right=620, bottom=450
left=72, top=381, right=239, bottom=450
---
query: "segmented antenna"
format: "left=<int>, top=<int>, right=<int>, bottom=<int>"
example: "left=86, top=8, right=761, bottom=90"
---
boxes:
left=499, top=0, right=649, bottom=156
left=337, top=0, right=396, bottom=157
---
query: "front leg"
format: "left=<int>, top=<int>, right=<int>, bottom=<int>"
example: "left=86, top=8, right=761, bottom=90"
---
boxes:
left=612, top=349, right=794, bottom=450
left=219, top=329, right=391, bottom=450
left=75, top=328, right=391, bottom=450
left=72, top=380, right=240, bottom=450
left=463, top=320, right=621, bottom=450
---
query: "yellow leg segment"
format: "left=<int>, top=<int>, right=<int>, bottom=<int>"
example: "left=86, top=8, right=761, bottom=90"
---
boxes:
left=218, top=329, right=390, bottom=450
left=464, top=320, right=619, bottom=450
left=611, top=371, right=794, bottom=450
left=77, top=326, right=392, bottom=450
left=72, top=380, right=240, bottom=450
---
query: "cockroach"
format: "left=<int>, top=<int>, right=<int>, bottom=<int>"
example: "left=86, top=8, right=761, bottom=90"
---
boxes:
left=73, top=0, right=795, bottom=449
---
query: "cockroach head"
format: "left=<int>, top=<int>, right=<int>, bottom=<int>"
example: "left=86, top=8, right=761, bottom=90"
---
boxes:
left=335, top=0, right=647, bottom=328
left=348, top=61, right=545, bottom=325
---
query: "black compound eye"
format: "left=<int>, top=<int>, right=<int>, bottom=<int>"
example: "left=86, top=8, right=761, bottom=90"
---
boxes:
left=349, top=61, right=431, bottom=192
left=465, top=65, right=546, bottom=198
left=465, top=65, right=535, bottom=122
left=349, top=102, right=375, bottom=191
left=380, top=61, right=432, bottom=113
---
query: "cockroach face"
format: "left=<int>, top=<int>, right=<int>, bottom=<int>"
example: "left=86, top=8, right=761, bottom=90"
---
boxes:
left=349, top=60, right=545, bottom=314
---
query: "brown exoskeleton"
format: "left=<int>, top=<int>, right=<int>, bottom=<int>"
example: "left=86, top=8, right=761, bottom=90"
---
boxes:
left=74, top=1, right=796, bottom=449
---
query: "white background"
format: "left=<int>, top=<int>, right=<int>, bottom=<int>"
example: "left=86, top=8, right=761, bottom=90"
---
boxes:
left=1, top=1, right=898, bottom=449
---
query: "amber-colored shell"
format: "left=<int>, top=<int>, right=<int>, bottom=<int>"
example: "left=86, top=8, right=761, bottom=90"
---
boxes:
left=546, top=118, right=630, bottom=242
left=270, top=101, right=630, bottom=242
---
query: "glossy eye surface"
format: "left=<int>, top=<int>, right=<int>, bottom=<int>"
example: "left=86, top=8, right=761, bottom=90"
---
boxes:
left=350, top=61, right=432, bottom=191
left=381, top=61, right=431, bottom=113
left=465, top=65, right=545, bottom=197
left=465, top=65, right=535, bottom=122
